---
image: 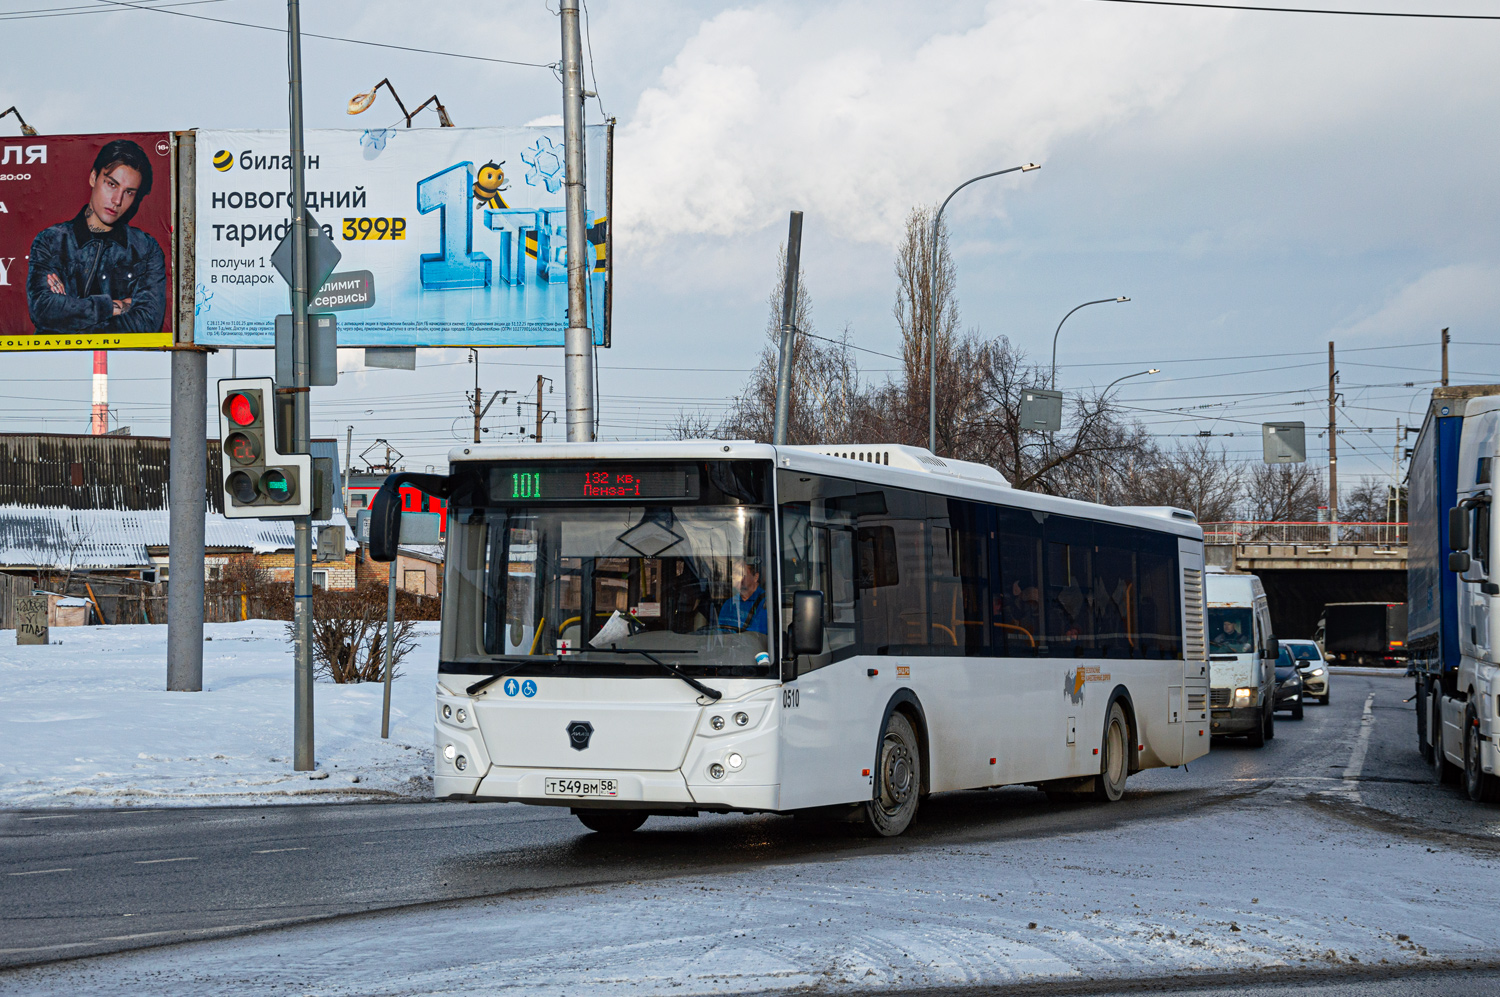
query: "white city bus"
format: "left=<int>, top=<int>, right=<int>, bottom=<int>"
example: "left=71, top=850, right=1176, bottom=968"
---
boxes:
left=370, top=441, right=1210, bottom=836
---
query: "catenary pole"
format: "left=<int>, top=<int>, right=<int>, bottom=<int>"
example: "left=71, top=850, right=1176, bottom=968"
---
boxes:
left=536, top=374, right=545, bottom=442
left=287, top=0, right=314, bottom=772
left=381, top=555, right=396, bottom=738
left=772, top=211, right=804, bottom=446
left=1441, top=327, right=1450, bottom=387
left=166, top=349, right=206, bottom=691
left=560, top=0, right=594, bottom=441
left=1328, top=341, right=1338, bottom=544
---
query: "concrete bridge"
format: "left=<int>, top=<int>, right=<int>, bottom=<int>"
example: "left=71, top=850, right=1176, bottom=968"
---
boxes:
left=1200, top=522, right=1407, bottom=639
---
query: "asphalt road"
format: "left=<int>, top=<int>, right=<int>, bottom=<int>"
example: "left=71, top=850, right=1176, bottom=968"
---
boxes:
left=4, top=669, right=1496, bottom=981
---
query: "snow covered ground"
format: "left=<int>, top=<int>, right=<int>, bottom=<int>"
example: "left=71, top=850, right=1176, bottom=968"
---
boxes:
left=4, top=799, right=1490, bottom=996
left=0, top=621, right=438, bottom=808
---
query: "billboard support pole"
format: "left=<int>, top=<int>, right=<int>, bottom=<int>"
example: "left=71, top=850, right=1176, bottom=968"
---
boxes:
left=166, top=349, right=206, bottom=692
left=772, top=210, right=803, bottom=446
left=287, top=0, right=315, bottom=772
left=560, top=0, right=594, bottom=442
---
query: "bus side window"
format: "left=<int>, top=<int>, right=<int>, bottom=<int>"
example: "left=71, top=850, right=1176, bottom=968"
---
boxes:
left=828, top=528, right=857, bottom=657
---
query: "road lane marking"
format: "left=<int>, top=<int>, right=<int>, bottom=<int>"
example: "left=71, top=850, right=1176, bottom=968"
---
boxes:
left=20, top=815, right=74, bottom=821
left=1332, top=692, right=1377, bottom=804
left=134, top=857, right=198, bottom=865
left=251, top=847, right=308, bottom=854
left=7, top=868, right=72, bottom=876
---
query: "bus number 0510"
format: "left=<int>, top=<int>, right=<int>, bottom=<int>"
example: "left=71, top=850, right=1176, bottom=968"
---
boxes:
left=782, top=688, right=799, bottom=709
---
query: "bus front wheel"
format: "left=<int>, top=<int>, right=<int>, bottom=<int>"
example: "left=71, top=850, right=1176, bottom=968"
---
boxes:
left=864, top=712, right=921, bottom=837
left=575, top=809, right=649, bottom=834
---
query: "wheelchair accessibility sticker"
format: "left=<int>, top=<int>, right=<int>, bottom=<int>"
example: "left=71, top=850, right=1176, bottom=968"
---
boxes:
left=504, top=678, right=520, bottom=697
left=522, top=679, right=538, bottom=698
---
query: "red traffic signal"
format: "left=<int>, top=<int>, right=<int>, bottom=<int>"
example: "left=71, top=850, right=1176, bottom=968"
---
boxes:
left=224, top=391, right=259, bottom=427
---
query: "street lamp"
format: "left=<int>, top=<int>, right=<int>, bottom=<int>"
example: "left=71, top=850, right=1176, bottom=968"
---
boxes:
left=1101, top=368, right=1159, bottom=397
left=1050, top=297, right=1130, bottom=389
left=348, top=79, right=454, bottom=127
left=928, top=162, right=1041, bottom=454
left=1, top=106, right=37, bottom=136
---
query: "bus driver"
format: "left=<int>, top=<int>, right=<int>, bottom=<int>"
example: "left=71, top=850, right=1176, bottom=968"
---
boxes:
left=718, top=558, right=768, bottom=634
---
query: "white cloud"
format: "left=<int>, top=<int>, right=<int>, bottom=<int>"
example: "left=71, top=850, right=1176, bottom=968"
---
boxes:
left=614, top=0, right=1231, bottom=249
left=1335, top=263, right=1500, bottom=344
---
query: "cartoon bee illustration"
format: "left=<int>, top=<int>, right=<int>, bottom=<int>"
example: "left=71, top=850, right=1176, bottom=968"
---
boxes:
left=473, top=160, right=509, bottom=210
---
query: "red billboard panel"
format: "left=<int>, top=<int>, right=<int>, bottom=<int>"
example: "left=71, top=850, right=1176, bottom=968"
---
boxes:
left=0, top=132, right=174, bottom=351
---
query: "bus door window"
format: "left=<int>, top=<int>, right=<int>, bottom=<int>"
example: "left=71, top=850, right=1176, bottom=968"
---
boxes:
left=777, top=473, right=858, bottom=672
left=1045, top=519, right=1095, bottom=657
left=1092, top=525, right=1138, bottom=658
left=995, top=509, right=1043, bottom=657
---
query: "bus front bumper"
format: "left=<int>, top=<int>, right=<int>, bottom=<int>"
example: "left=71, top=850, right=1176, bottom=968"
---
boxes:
left=436, top=767, right=780, bottom=812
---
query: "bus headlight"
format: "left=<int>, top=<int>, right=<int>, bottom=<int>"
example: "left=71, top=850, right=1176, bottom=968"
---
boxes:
left=709, top=763, right=726, bottom=780
left=455, top=755, right=467, bottom=772
left=1233, top=687, right=1254, bottom=707
left=443, top=744, right=456, bottom=761
left=734, top=712, right=749, bottom=726
left=442, top=704, right=452, bottom=720
left=456, top=708, right=467, bottom=724
left=710, top=715, right=725, bottom=730
left=727, top=752, right=744, bottom=771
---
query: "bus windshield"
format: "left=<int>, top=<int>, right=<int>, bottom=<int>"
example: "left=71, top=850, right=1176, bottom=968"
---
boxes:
left=442, top=503, right=774, bottom=678
left=1207, top=607, right=1255, bottom=654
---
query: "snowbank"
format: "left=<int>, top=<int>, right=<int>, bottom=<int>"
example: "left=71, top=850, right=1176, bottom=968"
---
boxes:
left=0, top=621, right=437, bottom=808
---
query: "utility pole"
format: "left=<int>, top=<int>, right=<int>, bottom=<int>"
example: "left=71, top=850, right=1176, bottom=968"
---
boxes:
left=560, top=0, right=594, bottom=441
left=287, top=0, right=315, bottom=773
left=1441, top=327, right=1450, bottom=387
left=343, top=425, right=353, bottom=515
left=466, top=349, right=502, bottom=444
left=1328, top=341, right=1338, bottom=544
left=536, top=374, right=546, bottom=442
left=772, top=211, right=803, bottom=446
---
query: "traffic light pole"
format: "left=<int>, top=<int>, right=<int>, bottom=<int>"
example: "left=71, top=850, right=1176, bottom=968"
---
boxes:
left=166, top=348, right=206, bottom=692
left=287, top=0, right=315, bottom=772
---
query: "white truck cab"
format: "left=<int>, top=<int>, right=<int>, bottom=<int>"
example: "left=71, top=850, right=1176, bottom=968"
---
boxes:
left=1205, top=568, right=1278, bottom=746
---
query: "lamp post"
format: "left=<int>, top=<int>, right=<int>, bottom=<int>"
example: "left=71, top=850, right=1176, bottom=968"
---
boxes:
left=928, top=163, right=1040, bottom=454
left=347, top=79, right=455, bottom=127
left=1050, top=297, right=1130, bottom=389
left=1101, top=367, right=1159, bottom=397
left=0, top=106, right=36, bottom=136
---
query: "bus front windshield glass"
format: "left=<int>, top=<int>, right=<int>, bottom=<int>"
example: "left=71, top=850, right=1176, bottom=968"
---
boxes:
left=444, top=504, right=773, bottom=677
left=1207, top=607, right=1255, bottom=654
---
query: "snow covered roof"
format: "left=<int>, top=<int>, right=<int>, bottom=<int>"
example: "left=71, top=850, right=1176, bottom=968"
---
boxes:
left=0, top=505, right=356, bottom=570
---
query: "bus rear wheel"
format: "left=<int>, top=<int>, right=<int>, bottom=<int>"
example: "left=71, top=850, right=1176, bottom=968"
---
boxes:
left=575, top=809, right=649, bottom=834
left=864, top=712, right=921, bottom=837
left=1092, top=702, right=1130, bottom=802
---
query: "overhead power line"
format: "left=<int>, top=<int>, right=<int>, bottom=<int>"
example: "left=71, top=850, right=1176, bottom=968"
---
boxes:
left=79, top=0, right=556, bottom=68
left=1085, top=0, right=1500, bottom=19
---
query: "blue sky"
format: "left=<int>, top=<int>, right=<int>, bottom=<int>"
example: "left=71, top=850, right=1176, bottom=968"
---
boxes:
left=2, top=0, right=1497, bottom=490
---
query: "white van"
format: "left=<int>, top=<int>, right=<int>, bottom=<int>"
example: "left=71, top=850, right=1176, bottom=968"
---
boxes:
left=1205, top=569, right=1278, bottom=746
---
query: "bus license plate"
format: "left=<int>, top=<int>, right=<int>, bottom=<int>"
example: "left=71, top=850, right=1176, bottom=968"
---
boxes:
left=545, top=778, right=618, bottom=797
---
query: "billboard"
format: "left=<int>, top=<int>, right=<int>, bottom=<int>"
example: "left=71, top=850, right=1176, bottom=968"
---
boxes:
left=192, top=126, right=610, bottom=348
left=0, top=133, right=175, bottom=351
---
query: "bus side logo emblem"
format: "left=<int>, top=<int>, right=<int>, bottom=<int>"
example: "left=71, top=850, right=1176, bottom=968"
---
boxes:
left=567, top=720, right=594, bottom=750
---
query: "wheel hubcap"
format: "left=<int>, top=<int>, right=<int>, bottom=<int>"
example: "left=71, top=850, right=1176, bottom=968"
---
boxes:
left=880, top=735, right=914, bottom=812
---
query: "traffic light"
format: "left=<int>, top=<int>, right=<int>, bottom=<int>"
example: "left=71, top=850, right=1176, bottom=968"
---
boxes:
left=218, top=378, right=312, bottom=518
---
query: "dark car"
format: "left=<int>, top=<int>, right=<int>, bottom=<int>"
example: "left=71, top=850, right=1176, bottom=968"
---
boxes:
left=1273, top=646, right=1304, bottom=720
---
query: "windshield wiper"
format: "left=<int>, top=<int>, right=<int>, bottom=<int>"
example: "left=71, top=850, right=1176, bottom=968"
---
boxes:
left=599, top=646, right=722, bottom=701
left=465, top=657, right=560, bottom=696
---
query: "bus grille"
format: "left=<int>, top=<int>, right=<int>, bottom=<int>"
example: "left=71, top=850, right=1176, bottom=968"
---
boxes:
left=1210, top=688, right=1231, bottom=709
left=1183, top=566, right=1206, bottom=661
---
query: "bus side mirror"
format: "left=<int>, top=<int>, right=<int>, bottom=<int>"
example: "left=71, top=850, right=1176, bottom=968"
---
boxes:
left=1263, top=636, right=1279, bottom=660
left=1450, top=506, right=1469, bottom=551
left=1450, top=550, right=1472, bottom=573
left=368, top=481, right=403, bottom=563
left=792, top=591, right=824, bottom=656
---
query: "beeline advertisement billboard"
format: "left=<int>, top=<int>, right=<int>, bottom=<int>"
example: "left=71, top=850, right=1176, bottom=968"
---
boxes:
left=0, top=133, right=175, bottom=351
left=192, top=126, right=610, bottom=348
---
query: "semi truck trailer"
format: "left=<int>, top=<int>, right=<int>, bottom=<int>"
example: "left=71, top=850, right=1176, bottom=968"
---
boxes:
left=1409, top=385, right=1500, bottom=801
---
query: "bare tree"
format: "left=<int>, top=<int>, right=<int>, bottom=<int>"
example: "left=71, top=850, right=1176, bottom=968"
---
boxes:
left=1122, top=438, right=1244, bottom=523
left=1342, top=477, right=1406, bottom=522
left=1245, top=463, right=1324, bottom=522
left=892, top=206, right=959, bottom=444
left=669, top=409, right=715, bottom=440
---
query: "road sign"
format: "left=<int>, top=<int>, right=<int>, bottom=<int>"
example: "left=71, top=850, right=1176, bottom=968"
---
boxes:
left=270, top=209, right=342, bottom=293
left=275, top=313, right=337, bottom=385
left=1263, top=422, right=1307, bottom=464
left=1021, top=389, right=1064, bottom=434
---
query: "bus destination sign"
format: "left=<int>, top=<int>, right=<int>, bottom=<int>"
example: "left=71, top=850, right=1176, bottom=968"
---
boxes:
left=493, top=465, right=701, bottom=503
